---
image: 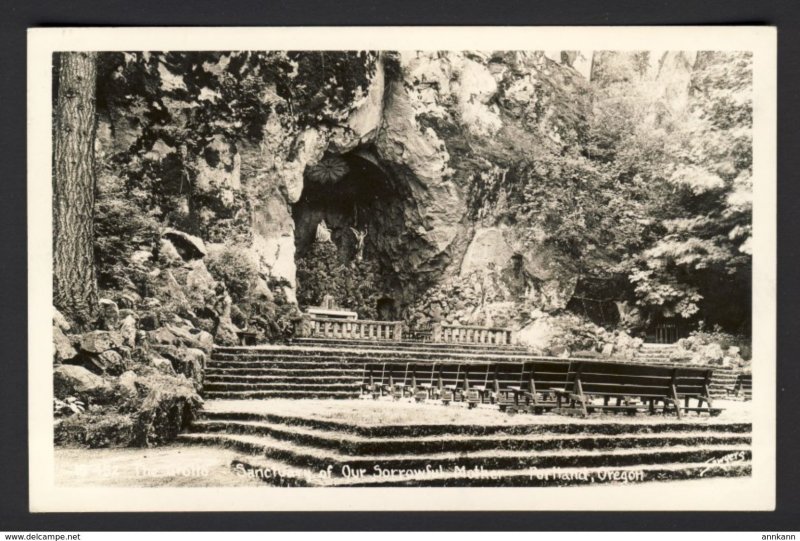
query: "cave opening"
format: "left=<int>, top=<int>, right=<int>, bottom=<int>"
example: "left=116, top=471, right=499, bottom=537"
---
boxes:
left=293, top=147, right=407, bottom=319
left=376, top=297, right=397, bottom=320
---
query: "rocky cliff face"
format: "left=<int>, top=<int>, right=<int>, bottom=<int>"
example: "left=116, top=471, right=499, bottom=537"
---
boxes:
left=95, top=49, right=705, bottom=335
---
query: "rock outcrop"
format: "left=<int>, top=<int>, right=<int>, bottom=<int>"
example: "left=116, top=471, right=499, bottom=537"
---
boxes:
left=92, top=49, right=724, bottom=334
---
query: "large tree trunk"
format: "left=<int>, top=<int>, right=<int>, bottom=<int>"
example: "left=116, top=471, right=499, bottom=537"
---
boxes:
left=53, top=52, right=98, bottom=326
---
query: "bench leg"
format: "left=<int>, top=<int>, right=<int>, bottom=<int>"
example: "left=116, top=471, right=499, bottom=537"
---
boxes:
left=671, top=384, right=683, bottom=420
left=576, top=380, right=588, bottom=417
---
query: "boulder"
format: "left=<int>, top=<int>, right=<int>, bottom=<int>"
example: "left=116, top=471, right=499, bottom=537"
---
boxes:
left=80, top=330, right=124, bottom=354
left=117, top=291, right=141, bottom=310
left=166, top=324, right=214, bottom=352
left=162, top=229, right=207, bottom=260
left=98, top=298, right=120, bottom=330
left=117, top=370, right=139, bottom=399
left=53, top=324, right=78, bottom=364
left=699, top=343, right=725, bottom=365
left=161, top=346, right=206, bottom=389
left=215, top=317, right=240, bottom=346
left=149, top=324, right=214, bottom=352
left=141, top=297, right=162, bottom=310
left=601, top=343, right=615, bottom=357
left=183, top=260, right=218, bottom=310
left=53, top=364, right=114, bottom=403
left=148, top=326, right=180, bottom=347
left=139, top=312, right=160, bottom=331
left=516, top=317, right=557, bottom=352
left=252, top=277, right=275, bottom=302
left=460, top=228, right=515, bottom=277
left=84, top=349, right=126, bottom=375
left=149, top=352, right=177, bottom=375
left=130, top=250, right=153, bottom=266
left=53, top=309, right=71, bottom=333
left=549, top=344, right=571, bottom=358
left=159, top=270, right=190, bottom=312
left=159, top=238, right=183, bottom=265
left=118, top=314, right=138, bottom=348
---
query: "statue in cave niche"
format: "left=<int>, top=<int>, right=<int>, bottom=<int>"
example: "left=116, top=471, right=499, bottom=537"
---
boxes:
left=315, top=220, right=332, bottom=243
left=350, top=227, right=367, bottom=262
left=321, top=294, right=336, bottom=309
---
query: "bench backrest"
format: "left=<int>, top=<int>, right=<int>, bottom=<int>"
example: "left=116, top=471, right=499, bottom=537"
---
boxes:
left=735, top=373, right=752, bottom=397
left=364, top=362, right=415, bottom=387
left=562, top=360, right=713, bottom=399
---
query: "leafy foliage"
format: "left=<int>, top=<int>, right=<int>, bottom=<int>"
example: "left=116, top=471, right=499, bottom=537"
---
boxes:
left=575, top=52, right=752, bottom=333
left=54, top=396, right=86, bottom=417
left=205, top=246, right=258, bottom=304
left=93, top=174, right=160, bottom=291
left=296, top=241, right=383, bottom=318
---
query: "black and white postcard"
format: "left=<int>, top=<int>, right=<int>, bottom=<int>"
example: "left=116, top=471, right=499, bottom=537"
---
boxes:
left=27, top=26, right=776, bottom=512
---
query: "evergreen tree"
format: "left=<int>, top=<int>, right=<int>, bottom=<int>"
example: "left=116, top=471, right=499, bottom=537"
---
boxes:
left=53, top=52, right=99, bottom=325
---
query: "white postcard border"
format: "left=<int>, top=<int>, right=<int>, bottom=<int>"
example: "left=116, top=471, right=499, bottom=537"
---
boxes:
left=27, top=26, right=777, bottom=512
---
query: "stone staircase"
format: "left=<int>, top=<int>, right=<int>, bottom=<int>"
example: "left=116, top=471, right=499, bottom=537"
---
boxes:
left=205, top=339, right=552, bottom=400
left=633, top=343, right=741, bottom=399
left=205, top=339, right=740, bottom=400
left=633, top=343, right=680, bottom=364
left=178, top=405, right=752, bottom=486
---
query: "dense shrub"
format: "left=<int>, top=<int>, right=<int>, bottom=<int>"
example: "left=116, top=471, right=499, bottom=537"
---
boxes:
left=93, top=182, right=160, bottom=291
left=129, top=369, right=202, bottom=446
left=685, top=326, right=751, bottom=360
left=55, top=411, right=136, bottom=448
left=296, top=241, right=383, bottom=318
left=54, top=359, right=203, bottom=449
left=206, top=246, right=258, bottom=304
left=295, top=241, right=347, bottom=308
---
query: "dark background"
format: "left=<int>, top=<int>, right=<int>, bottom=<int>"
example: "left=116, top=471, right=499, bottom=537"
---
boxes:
left=1, top=0, right=797, bottom=531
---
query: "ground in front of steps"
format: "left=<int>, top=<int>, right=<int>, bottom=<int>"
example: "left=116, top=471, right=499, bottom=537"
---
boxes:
left=55, top=398, right=751, bottom=488
left=54, top=444, right=750, bottom=489
left=55, top=445, right=266, bottom=487
left=203, top=397, right=752, bottom=426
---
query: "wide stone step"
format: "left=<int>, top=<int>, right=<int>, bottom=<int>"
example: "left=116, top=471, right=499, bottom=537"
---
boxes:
left=189, top=418, right=752, bottom=456
left=208, top=361, right=362, bottom=370
left=205, top=374, right=364, bottom=384
left=288, top=338, right=530, bottom=353
left=223, top=454, right=749, bottom=487
left=203, top=390, right=360, bottom=399
left=178, top=431, right=751, bottom=473
left=211, top=348, right=720, bottom=369
left=212, top=348, right=556, bottom=362
left=330, top=461, right=750, bottom=486
left=204, top=381, right=362, bottom=392
left=206, top=368, right=364, bottom=377
left=198, top=410, right=752, bottom=438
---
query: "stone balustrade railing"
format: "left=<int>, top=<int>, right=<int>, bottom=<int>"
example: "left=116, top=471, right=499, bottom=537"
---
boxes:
left=432, top=323, right=515, bottom=345
left=310, top=317, right=403, bottom=341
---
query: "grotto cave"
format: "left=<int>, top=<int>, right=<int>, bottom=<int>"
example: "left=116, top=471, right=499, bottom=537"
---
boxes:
left=293, top=147, right=410, bottom=319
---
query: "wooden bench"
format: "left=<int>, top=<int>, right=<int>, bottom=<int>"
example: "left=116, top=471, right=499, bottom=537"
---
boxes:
left=410, top=362, right=439, bottom=402
left=552, top=360, right=721, bottom=418
left=461, top=363, right=496, bottom=408
left=436, top=363, right=466, bottom=405
left=363, top=362, right=417, bottom=399
left=496, top=360, right=571, bottom=414
left=733, top=372, right=752, bottom=400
